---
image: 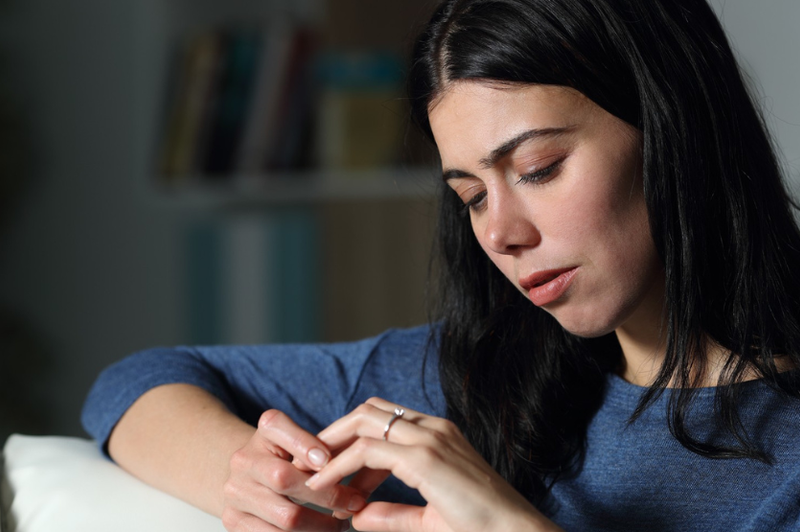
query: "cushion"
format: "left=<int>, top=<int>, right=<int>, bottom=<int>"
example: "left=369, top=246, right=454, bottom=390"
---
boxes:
left=1, top=434, right=225, bottom=532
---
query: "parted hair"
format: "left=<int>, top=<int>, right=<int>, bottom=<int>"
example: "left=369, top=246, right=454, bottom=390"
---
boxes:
left=409, top=0, right=800, bottom=504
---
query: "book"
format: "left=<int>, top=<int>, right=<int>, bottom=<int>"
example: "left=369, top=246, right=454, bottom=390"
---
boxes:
left=184, top=210, right=320, bottom=345
left=235, top=20, right=295, bottom=175
left=188, top=31, right=230, bottom=178
left=265, top=27, right=319, bottom=171
left=221, top=214, right=277, bottom=344
left=202, top=28, right=262, bottom=177
left=158, top=30, right=225, bottom=181
left=315, top=50, right=405, bottom=171
left=271, top=208, right=320, bottom=342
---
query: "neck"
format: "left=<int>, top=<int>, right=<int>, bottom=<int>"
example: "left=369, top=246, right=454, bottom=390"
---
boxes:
left=616, top=330, right=751, bottom=388
left=613, top=274, right=769, bottom=388
left=614, top=271, right=667, bottom=386
left=615, top=320, right=665, bottom=387
left=612, top=272, right=796, bottom=388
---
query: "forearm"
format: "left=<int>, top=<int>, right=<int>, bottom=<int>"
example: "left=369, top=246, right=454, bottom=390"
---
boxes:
left=108, top=383, right=254, bottom=517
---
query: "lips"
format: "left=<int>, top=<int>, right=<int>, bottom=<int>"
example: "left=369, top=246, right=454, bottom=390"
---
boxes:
left=532, top=272, right=560, bottom=287
left=519, top=267, right=578, bottom=307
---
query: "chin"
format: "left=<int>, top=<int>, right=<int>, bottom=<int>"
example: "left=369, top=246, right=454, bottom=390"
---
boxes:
left=547, top=308, right=622, bottom=339
left=560, top=323, right=616, bottom=339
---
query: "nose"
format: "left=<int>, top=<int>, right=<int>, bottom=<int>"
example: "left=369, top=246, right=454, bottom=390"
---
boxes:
left=481, top=190, right=541, bottom=255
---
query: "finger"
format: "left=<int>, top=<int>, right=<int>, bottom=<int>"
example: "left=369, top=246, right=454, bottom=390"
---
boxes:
left=363, top=397, right=405, bottom=411
left=351, top=502, right=428, bottom=532
left=255, top=503, right=351, bottom=532
left=347, top=467, right=392, bottom=499
left=331, top=468, right=392, bottom=519
left=225, top=476, right=354, bottom=532
left=222, top=506, right=284, bottom=532
left=317, top=402, right=426, bottom=451
left=258, top=410, right=332, bottom=471
left=240, top=456, right=367, bottom=514
left=306, top=439, right=416, bottom=493
left=223, top=503, right=351, bottom=532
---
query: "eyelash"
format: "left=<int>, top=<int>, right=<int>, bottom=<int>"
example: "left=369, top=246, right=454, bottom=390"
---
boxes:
left=458, top=159, right=563, bottom=216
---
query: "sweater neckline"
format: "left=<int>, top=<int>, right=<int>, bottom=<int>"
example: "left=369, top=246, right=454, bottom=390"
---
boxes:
left=602, top=371, right=787, bottom=409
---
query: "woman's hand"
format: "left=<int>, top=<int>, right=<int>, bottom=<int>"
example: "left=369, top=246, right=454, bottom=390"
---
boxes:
left=305, top=398, right=563, bottom=532
left=222, top=409, right=369, bottom=532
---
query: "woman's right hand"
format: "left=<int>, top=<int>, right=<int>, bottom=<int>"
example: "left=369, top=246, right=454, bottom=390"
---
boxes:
left=222, top=409, right=367, bottom=532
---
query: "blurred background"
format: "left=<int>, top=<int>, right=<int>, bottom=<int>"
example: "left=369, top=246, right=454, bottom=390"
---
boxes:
left=0, top=0, right=797, bottom=441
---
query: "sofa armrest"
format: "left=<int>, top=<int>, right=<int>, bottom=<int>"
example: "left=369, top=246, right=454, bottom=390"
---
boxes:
left=1, top=434, right=225, bottom=532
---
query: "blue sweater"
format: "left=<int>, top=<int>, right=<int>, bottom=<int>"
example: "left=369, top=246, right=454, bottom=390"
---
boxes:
left=82, top=325, right=800, bottom=530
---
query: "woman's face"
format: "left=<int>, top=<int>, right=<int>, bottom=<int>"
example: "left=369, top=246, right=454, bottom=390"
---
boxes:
left=429, top=81, right=664, bottom=338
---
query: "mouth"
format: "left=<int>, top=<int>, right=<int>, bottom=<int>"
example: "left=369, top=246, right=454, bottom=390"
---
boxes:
left=519, top=267, right=577, bottom=290
left=532, top=272, right=561, bottom=287
left=519, top=267, right=579, bottom=307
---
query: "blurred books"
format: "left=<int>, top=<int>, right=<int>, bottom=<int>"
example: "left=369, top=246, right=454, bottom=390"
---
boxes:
left=315, top=50, right=405, bottom=172
left=185, top=210, right=320, bottom=345
left=156, top=20, right=410, bottom=190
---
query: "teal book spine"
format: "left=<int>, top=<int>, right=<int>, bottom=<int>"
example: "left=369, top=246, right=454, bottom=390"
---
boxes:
left=272, top=208, right=320, bottom=343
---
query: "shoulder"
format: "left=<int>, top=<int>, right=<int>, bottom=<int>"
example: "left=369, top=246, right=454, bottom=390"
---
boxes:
left=734, top=377, right=800, bottom=458
left=361, top=323, right=441, bottom=377
left=347, top=324, right=446, bottom=417
left=369, top=323, right=440, bottom=358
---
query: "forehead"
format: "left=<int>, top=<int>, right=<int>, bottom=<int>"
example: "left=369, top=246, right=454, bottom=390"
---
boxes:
left=430, top=80, right=592, bottom=115
left=428, top=81, right=602, bottom=162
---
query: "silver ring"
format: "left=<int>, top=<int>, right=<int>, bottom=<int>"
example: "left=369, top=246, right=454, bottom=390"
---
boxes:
left=383, top=408, right=405, bottom=441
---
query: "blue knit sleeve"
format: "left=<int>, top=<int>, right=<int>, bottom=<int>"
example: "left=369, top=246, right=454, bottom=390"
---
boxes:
left=81, top=325, right=445, bottom=457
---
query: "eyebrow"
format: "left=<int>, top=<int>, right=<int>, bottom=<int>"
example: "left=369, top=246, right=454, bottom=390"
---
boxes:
left=442, top=126, right=575, bottom=181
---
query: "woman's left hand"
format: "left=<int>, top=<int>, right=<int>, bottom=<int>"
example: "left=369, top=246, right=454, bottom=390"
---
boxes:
left=305, top=397, right=563, bottom=532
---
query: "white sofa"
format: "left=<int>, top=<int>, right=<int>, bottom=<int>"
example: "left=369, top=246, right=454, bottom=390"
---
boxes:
left=1, top=435, right=226, bottom=532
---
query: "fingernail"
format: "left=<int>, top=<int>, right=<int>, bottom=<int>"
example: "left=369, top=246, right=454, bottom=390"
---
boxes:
left=347, top=494, right=366, bottom=512
left=339, top=520, right=351, bottom=532
left=308, top=448, right=328, bottom=468
left=305, top=472, right=320, bottom=488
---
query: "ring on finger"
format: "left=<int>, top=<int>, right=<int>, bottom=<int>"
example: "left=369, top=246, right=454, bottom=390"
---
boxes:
left=383, top=408, right=405, bottom=442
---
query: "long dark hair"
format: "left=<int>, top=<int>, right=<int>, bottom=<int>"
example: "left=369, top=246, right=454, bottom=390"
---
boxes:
left=409, top=0, right=800, bottom=505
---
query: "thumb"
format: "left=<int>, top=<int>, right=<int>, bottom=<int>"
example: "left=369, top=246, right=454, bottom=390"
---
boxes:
left=332, top=468, right=392, bottom=519
left=352, top=502, right=428, bottom=532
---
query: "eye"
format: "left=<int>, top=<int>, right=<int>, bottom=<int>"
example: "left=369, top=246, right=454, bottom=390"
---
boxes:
left=459, top=190, right=487, bottom=217
left=516, top=159, right=563, bottom=185
left=453, top=157, right=564, bottom=217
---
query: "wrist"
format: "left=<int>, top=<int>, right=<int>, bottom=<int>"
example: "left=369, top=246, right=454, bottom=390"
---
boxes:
left=498, top=506, right=564, bottom=532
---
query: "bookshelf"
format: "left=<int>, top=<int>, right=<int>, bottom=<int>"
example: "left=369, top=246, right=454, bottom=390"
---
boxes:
left=153, top=168, right=435, bottom=209
left=144, top=0, right=439, bottom=346
left=150, top=0, right=437, bottom=205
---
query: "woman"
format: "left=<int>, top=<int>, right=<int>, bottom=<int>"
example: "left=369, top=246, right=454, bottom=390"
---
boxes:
left=82, top=0, right=800, bottom=530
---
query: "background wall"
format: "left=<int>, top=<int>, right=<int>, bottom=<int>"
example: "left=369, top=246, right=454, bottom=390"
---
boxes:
left=709, top=0, right=800, bottom=185
left=0, top=0, right=797, bottom=440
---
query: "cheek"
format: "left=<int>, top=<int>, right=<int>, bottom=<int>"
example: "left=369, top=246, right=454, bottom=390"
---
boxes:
left=554, top=164, right=657, bottom=287
left=589, top=189, right=661, bottom=303
left=566, top=162, right=647, bottom=245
